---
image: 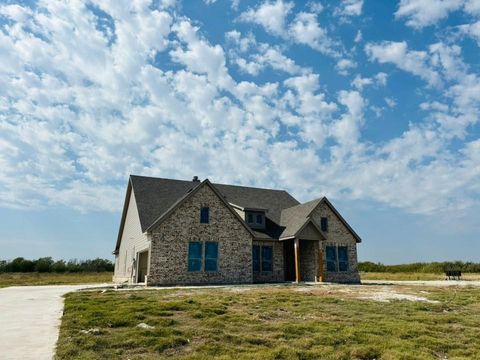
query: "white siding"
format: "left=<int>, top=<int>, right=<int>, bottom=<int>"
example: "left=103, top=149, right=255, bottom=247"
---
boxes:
left=113, top=190, right=150, bottom=283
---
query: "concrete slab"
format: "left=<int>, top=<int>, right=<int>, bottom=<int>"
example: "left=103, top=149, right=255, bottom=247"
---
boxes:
left=0, top=284, right=106, bottom=360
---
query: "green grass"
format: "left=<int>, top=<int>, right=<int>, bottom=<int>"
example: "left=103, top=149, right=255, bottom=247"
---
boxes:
left=360, top=272, right=480, bottom=281
left=0, top=272, right=112, bottom=288
left=56, top=285, right=480, bottom=359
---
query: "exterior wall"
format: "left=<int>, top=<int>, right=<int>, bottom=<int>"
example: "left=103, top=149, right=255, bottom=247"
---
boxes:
left=310, top=202, right=360, bottom=283
left=253, top=240, right=284, bottom=283
left=148, top=184, right=253, bottom=285
left=299, top=240, right=319, bottom=282
left=113, top=190, right=150, bottom=283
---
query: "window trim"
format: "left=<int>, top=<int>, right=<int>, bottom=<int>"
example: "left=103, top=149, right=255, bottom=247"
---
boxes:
left=338, top=246, right=348, bottom=272
left=261, top=245, right=273, bottom=272
left=321, top=217, right=328, bottom=232
left=200, top=207, right=210, bottom=224
left=188, top=241, right=203, bottom=272
left=205, top=241, right=219, bottom=272
left=326, top=245, right=337, bottom=272
left=252, top=245, right=261, bottom=272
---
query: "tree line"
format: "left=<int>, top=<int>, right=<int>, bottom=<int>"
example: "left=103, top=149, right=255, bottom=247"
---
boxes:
left=0, top=257, right=114, bottom=273
left=359, top=261, right=480, bottom=273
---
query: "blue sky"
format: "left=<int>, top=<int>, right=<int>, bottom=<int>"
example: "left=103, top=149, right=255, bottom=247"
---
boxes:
left=1, top=0, right=479, bottom=264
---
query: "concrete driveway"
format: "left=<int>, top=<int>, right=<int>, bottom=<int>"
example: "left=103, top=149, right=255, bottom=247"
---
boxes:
left=0, top=284, right=105, bottom=360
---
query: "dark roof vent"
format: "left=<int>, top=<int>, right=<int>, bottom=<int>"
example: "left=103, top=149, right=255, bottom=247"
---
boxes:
left=192, top=176, right=200, bottom=182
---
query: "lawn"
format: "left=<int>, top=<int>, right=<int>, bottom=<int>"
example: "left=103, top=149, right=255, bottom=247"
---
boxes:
left=360, top=272, right=480, bottom=281
left=56, top=284, right=480, bottom=359
left=0, top=272, right=112, bottom=288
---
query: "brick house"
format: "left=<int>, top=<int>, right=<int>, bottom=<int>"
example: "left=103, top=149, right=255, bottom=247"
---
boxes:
left=113, top=175, right=361, bottom=285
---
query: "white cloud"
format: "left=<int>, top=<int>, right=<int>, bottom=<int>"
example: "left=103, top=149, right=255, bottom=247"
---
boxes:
left=0, top=0, right=479, bottom=220
left=354, top=30, right=362, bottom=43
left=238, top=0, right=294, bottom=36
left=365, top=41, right=441, bottom=87
left=396, top=0, right=480, bottom=28
left=288, top=12, right=338, bottom=56
left=458, top=20, right=480, bottom=46
left=226, top=32, right=306, bottom=76
left=336, top=58, right=357, bottom=75
left=334, top=0, right=364, bottom=18
left=238, top=3, right=339, bottom=57
left=351, top=72, right=388, bottom=90
left=395, top=0, right=464, bottom=28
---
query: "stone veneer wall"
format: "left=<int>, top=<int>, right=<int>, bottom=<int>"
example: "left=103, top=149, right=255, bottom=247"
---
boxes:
left=252, top=240, right=284, bottom=283
left=299, top=240, right=319, bottom=282
left=310, top=202, right=361, bottom=283
left=148, top=184, right=253, bottom=285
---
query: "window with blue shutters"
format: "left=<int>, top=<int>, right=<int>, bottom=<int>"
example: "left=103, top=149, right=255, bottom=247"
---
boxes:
left=338, top=246, right=348, bottom=271
left=188, top=242, right=202, bottom=271
left=205, top=242, right=218, bottom=272
left=261, top=246, right=273, bottom=272
left=326, top=246, right=337, bottom=272
left=200, top=207, right=209, bottom=223
left=252, top=245, right=260, bottom=272
left=321, top=217, right=328, bottom=232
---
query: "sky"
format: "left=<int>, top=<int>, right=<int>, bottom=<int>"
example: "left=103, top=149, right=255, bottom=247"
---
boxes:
left=0, top=0, right=479, bottom=264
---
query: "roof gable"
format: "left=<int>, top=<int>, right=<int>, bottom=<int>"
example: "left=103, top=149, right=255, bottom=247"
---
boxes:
left=145, top=179, right=256, bottom=238
left=320, top=197, right=362, bottom=243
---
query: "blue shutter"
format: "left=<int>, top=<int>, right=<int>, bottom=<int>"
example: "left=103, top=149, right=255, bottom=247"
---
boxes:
left=338, top=246, right=348, bottom=272
left=188, top=242, right=202, bottom=271
left=321, top=217, right=328, bottom=232
left=252, top=245, right=260, bottom=272
left=261, top=246, right=273, bottom=272
left=205, top=242, right=218, bottom=272
left=200, top=207, right=209, bottom=223
left=326, top=246, right=337, bottom=272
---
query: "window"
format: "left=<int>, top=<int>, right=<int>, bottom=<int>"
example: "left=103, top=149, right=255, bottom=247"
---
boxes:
left=188, top=242, right=203, bottom=271
left=261, top=246, right=273, bottom=272
left=321, top=217, right=328, bottom=232
left=256, top=214, right=263, bottom=224
left=326, top=246, right=337, bottom=272
left=338, top=246, right=348, bottom=272
left=247, top=213, right=253, bottom=223
left=205, top=242, right=218, bottom=272
left=200, top=207, right=209, bottom=224
left=252, top=245, right=260, bottom=272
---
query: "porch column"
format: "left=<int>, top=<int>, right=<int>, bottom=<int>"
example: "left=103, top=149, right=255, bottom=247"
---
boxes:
left=294, top=238, right=301, bottom=283
left=318, top=244, right=324, bottom=282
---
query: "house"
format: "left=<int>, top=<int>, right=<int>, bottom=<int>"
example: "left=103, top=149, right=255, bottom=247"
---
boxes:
left=113, top=175, right=361, bottom=285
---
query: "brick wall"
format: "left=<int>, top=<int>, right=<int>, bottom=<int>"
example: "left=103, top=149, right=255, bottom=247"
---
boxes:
left=252, top=240, right=284, bottom=283
left=148, top=184, right=253, bottom=285
left=299, top=240, right=319, bottom=282
left=310, top=202, right=361, bottom=283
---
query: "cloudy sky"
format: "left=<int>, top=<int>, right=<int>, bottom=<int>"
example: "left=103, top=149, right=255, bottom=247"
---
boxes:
left=1, top=0, right=479, bottom=263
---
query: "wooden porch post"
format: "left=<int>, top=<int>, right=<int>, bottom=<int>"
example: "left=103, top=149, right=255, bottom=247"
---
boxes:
left=318, top=245, right=324, bottom=282
left=294, top=238, right=300, bottom=283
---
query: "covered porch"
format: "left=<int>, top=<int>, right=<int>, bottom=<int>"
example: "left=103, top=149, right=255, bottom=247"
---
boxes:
left=283, top=238, right=324, bottom=282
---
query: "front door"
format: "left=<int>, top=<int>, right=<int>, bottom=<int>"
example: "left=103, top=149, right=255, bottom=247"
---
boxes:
left=137, top=251, right=149, bottom=283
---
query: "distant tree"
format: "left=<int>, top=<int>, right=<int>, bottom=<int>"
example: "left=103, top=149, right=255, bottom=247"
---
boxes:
left=0, top=260, right=6, bottom=273
left=8, top=257, right=35, bottom=272
left=35, top=257, right=54, bottom=272
left=52, top=260, right=67, bottom=273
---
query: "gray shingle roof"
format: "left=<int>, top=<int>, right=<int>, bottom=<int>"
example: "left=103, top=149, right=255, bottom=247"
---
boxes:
left=129, top=175, right=300, bottom=233
left=279, top=198, right=323, bottom=239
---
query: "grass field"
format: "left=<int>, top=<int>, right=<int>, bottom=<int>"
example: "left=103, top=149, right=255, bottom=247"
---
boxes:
left=0, top=272, right=112, bottom=288
left=360, top=272, right=480, bottom=281
left=56, top=284, right=480, bottom=359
